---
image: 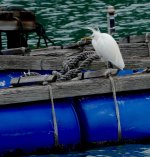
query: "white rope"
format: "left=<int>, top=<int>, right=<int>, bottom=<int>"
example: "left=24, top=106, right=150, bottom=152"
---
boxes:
left=48, top=85, right=59, bottom=146
left=109, top=75, right=122, bottom=141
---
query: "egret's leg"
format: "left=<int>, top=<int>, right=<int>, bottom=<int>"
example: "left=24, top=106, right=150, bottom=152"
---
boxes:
left=104, top=61, right=115, bottom=77
left=104, top=68, right=113, bottom=77
left=104, top=67, right=119, bottom=77
left=100, top=57, right=105, bottom=62
left=107, top=61, right=113, bottom=69
left=28, top=69, right=31, bottom=75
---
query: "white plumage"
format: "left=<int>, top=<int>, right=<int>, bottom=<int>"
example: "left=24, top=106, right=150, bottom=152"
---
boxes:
left=87, top=27, right=125, bottom=70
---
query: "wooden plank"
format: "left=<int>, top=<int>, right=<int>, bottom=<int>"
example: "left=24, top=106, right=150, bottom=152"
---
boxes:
left=119, top=34, right=150, bottom=43
left=0, top=41, right=149, bottom=70
left=85, top=58, right=150, bottom=70
left=0, top=46, right=66, bottom=56
left=84, top=43, right=149, bottom=57
left=0, top=21, right=35, bottom=31
left=0, top=42, right=148, bottom=57
left=78, top=69, right=118, bottom=79
left=124, top=58, right=150, bottom=69
left=1, top=47, right=27, bottom=55
left=0, top=73, right=150, bottom=105
left=0, top=55, right=63, bottom=70
left=0, top=10, right=35, bottom=21
left=11, top=74, right=56, bottom=86
left=120, top=43, right=149, bottom=57
left=31, top=47, right=81, bottom=57
left=0, top=55, right=150, bottom=70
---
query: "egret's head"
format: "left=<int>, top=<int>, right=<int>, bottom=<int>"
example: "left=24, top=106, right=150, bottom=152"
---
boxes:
left=85, top=26, right=101, bottom=39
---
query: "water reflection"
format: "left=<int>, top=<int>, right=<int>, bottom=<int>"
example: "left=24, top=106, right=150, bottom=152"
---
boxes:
left=23, top=144, right=150, bottom=157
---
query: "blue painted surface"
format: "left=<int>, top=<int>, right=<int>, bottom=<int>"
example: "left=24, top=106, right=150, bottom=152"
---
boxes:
left=0, top=70, right=52, bottom=88
left=118, top=92, right=150, bottom=140
left=0, top=99, right=80, bottom=154
left=0, top=71, right=22, bottom=88
left=77, top=91, right=150, bottom=143
left=76, top=96, right=118, bottom=142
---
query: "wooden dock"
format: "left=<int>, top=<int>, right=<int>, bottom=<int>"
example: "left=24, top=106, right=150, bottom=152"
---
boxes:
left=0, top=34, right=149, bottom=70
left=0, top=34, right=150, bottom=105
left=0, top=72, right=150, bottom=105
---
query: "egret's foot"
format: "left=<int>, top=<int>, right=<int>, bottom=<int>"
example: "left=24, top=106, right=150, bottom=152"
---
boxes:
left=104, top=68, right=118, bottom=78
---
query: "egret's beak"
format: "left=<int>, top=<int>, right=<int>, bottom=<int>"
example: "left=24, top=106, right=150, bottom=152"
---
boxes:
left=81, top=36, right=92, bottom=41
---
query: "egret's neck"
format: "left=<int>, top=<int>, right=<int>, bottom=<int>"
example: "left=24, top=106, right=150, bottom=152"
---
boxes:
left=93, top=31, right=101, bottom=41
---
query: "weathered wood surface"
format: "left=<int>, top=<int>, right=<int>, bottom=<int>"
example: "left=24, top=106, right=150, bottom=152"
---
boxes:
left=0, top=34, right=149, bottom=70
left=11, top=74, right=56, bottom=86
left=0, top=9, right=35, bottom=21
left=1, top=47, right=27, bottom=55
left=89, top=58, right=150, bottom=70
left=0, top=21, right=36, bottom=31
left=31, top=47, right=81, bottom=57
left=84, top=43, right=149, bottom=57
left=27, top=43, right=150, bottom=58
left=0, top=73, right=150, bottom=105
left=0, top=55, right=150, bottom=70
left=0, top=55, right=63, bottom=70
left=0, top=42, right=149, bottom=57
left=77, top=69, right=118, bottom=79
left=0, top=9, right=36, bottom=30
left=119, top=34, right=150, bottom=43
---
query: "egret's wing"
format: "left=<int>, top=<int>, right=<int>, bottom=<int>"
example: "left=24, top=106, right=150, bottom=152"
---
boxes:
left=93, top=33, right=125, bottom=69
left=92, top=39, right=102, bottom=57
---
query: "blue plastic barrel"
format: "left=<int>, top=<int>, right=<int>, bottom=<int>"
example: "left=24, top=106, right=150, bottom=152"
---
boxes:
left=77, top=91, right=150, bottom=143
left=0, top=99, right=80, bottom=155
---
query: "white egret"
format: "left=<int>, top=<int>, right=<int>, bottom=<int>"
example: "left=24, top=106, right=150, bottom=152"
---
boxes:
left=87, top=27, right=125, bottom=70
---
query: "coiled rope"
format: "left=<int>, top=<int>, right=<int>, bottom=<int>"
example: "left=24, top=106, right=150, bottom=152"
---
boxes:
left=62, top=51, right=95, bottom=73
left=53, top=51, right=99, bottom=81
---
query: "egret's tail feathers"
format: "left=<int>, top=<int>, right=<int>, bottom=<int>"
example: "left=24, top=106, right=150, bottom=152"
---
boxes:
left=116, top=60, right=125, bottom=70
left=109, top=57, right=125, bottom=70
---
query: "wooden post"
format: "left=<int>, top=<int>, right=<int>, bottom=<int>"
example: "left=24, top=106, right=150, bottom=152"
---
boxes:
left=0, top=9, right=36, bottom=49
left=107, top=6, right=116, bottom=68
left=145, top=33, right=150, bottom=57
left=107, top=6, right=115, bottom=35
left=0, top=32, right=2, bottom=51
left=6, top=31, right=28, bottom=48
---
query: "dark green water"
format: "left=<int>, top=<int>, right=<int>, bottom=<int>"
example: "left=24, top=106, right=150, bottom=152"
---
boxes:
left=0, top=0, right=150, bottom=156
left=0, top=0, right=149, bottom=46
